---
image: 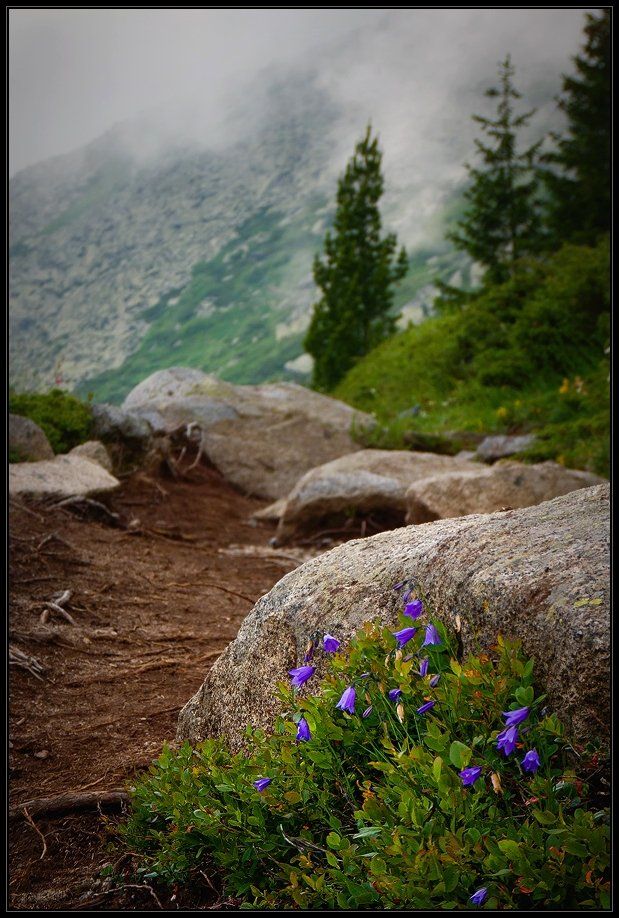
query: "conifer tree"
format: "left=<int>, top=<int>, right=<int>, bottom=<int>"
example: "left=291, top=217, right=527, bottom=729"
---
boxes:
left=304, top=126, right=408, bottom=391
left=448, top=56, right=544, bottom=286
left=542, top=9, right=610, bottom=244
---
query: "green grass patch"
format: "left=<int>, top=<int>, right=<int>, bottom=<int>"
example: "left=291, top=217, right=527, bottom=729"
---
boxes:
left=335, top=240, right=610, bottom=476
left=9, top=389, right=93, bottom=454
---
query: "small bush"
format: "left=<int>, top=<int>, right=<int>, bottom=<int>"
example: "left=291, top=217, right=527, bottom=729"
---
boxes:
left=9, top=389, right=93, bottom=454
left=121, top=595, right=609, bottom=909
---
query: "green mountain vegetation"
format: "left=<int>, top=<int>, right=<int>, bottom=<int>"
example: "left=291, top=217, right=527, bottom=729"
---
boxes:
left=332, top=11, right=610, bottom=477
left=74, top=194, right=472, bottom=405
left=335, top=239, right=609, bottom=476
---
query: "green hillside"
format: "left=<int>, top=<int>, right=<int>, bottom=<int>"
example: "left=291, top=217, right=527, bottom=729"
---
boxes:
left=75, top=194, right=473, bottom=405
left=335, top=240, right=610, bottom=476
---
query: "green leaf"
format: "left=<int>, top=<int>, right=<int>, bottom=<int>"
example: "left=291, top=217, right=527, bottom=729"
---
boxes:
left=352, top=826, right=382, bottom=839
left=214, top=784, right=234, bottom=793
left=433, top=756, right=443, bottom=782
left=326, top=832, right=342, bottom=850
left=515, top=685, right=534, bottom=706
left=498, top=838, right=522, bottom=861
left=325, top=850, right=339, bottom=868
left=449, top=741, right=472, bottom=770
left=533, top=809, right=557, bottom=826
left=563, top=837, right=588, bottom=857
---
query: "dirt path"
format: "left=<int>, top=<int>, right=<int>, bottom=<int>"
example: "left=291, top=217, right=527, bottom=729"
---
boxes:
left=8, top=461, right=316, bottom=909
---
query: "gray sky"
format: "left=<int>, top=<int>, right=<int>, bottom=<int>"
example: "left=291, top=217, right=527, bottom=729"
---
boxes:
left=9, top=8, right=590, bottom=177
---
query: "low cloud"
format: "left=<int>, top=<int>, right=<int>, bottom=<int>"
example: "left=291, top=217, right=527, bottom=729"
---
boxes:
left=10, top=7, right=588, bottom=235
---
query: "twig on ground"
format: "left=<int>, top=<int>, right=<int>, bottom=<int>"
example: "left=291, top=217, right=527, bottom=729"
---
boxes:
left=9, top=645, right=45, bottom=681
left=121, top=883, right=164, bottom=909
left=22, top=806, right=47, bottom=859
left=43, top=589, right=77, bottom=625
left=54, top=496, right=122, bottom=526
left=36, top=532, right=81, bottom=554
left=11, top=790, right=129, bottom=819
left=9, top=498, right=46, bottom=520
left=199, top=581, right=257, bottom=605
left=65, top=659, right=181, bottom=686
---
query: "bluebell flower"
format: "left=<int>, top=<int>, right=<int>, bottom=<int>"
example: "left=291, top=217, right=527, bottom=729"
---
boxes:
left=323, top=633, right=341, bottom=653
left=429, top=673, right=441, bottom=688
left=362, top=705, right=373, bottom=718
left=388, top=688, right=402, bottom=701
left=521, top=749, right=541, bottom=774
left=288, top=665, right=315, bottom=688
left=417, top=700, right=436, bottom=715
left=419, top=657, right=429, bottom=677
left=295, top=717, right=311, bottom=742
left=459, top=766, right=482, bottom=786
left=336, top=686, right=356, bottom=715
left=392, top=626, right=417, bottom=647
left=405, top=599, right=424, bottom=619
left=422, top=623, right=442, bottom=646
left=496, top=725, right=518, bottom=756
left=502, top=706, right=529, bottom=727
left=469, top=887, right=488, bottom=906
left=253, top=778, right=272, bottom=792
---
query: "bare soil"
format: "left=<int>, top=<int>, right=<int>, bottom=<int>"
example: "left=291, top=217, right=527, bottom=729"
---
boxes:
left=8, top=458, right=323, bottom=910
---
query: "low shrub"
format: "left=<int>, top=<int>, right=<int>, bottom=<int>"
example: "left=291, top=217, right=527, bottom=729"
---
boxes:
left=122, top=592, right=610, bottom=909
left=9, top=389, right=93, bottom=454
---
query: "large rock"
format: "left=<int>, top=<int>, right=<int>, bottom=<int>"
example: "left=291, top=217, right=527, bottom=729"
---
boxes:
left=9, top=454, right=120, bottom=500
left=68, top=440, right=114, bottom=473
left=177, top=484, right=609, bottom=750
left=476, top=434, right=536, bottom=462
left=406, top=460, right=605, bottom=523
left=122, top=368, right=374, bottom=499
left=91, top=403, right=154, bottom=446
left=274, top=449, right=481, bottom=542
left=9, top=414, right=54, bottom=461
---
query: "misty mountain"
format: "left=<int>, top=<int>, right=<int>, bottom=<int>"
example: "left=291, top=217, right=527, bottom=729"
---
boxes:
left=9, top=69, right=514, bottom=401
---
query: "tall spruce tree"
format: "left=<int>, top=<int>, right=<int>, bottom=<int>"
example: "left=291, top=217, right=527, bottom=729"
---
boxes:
left=304, top=125, right=408, bottom=391
left=448, top=56, right=544, bottom=286
left=542, top=9, right=610, bottom=245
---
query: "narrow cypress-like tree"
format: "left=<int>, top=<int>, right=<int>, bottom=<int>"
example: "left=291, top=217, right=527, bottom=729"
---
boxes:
left=542, top=9, right=610, bottom=245
left=304, top=125, right=408, bottom=391
left=448, top=56, right=544, bottom=286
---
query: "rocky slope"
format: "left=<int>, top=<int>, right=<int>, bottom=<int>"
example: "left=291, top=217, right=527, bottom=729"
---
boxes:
left=10, top=72, right=473, bottom=400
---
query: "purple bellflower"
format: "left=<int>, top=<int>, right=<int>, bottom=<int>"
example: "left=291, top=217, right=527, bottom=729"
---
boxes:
left=521, top=749, right=541, bottom=774
left=419, top=657, right=429, bottom=677
left=422, top=623, right=442, bottom=646
left=362, top=705, right=373, bottom=718
left=336, top=686, right=356, bottom=714
left=288, top=665, right=315, bottom=688
left=459, top=766, right=482, bottom=786
left=323, top=633, right=341, bottom=653
left=417, top=700, right=436, bottom=715
left=388, top=688, right=402, bottom=701
left=392, top=626, right=417, bottom=647
left=405, top=599, right=424, bottom=619
left=429, top=673, right=441, bottom=688
left=496, top=725, right=519, bottom=757
left=469, top=887, right=488, bottom=906
left=253, top=778, right=272, bottom=792
left=296, top=717, right=311, bottom=743
left=502, top=706, right=529, bottom=727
